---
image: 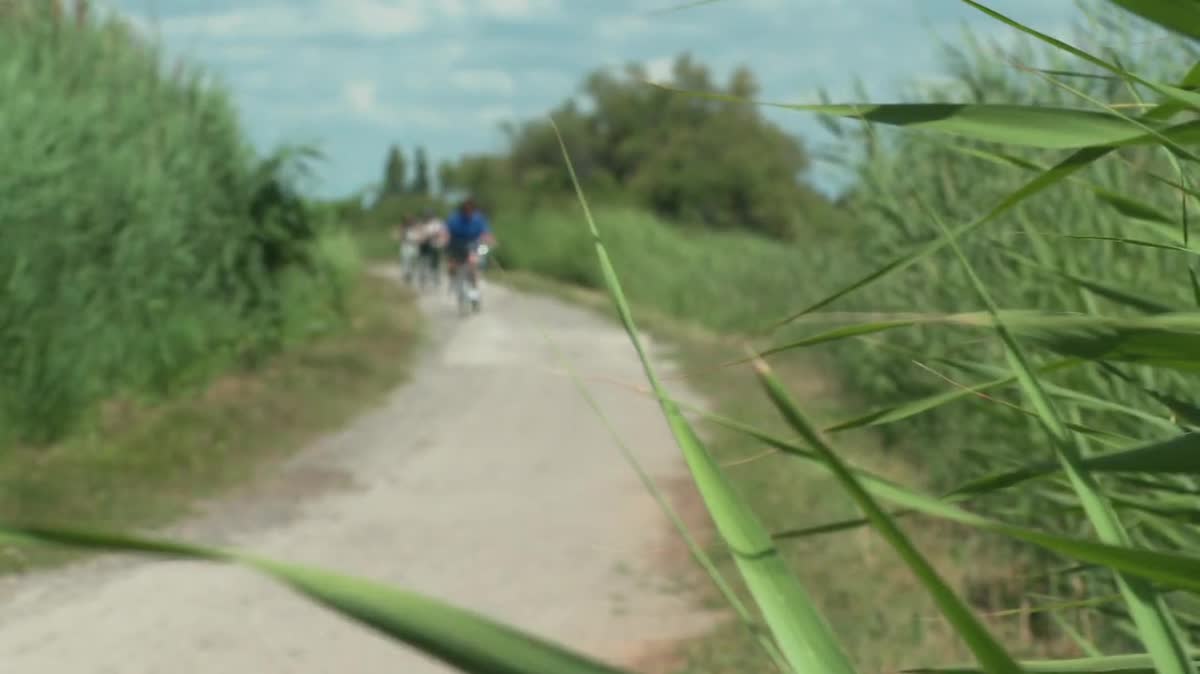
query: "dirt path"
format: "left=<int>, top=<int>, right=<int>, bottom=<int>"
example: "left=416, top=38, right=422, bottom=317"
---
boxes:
left=0, top=271, right=719, bottom=673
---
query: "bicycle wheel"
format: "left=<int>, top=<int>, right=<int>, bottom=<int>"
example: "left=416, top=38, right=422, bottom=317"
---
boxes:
left=455, top=269, right=470, bottom=316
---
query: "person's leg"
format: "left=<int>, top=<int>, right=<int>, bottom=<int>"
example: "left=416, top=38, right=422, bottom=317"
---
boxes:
left=430, top=248, right=441, bottom=285
left=452, top=241, right=466, bottom=269
left=447, top=257, right=458, bottom=294
left=424, top=243, right=440, bottom=286
left=464, top=244, right=481, bottom=304
left=414, top=245, right=424, bottom=285
left=401, top=243, right=415, bottom=282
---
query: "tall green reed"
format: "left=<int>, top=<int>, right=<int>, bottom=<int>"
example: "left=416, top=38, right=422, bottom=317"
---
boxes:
left=737, top=0, right=1200, bottom=659
left=0, top=2, right=350, bottom=445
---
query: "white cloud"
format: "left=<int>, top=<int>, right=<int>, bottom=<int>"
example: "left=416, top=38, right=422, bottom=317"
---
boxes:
left=477, top=0, right=559, bottom=18
left=741, top=0, right=786, bottom=9
left=146, top=1, right=429, bottom=40
left=592, top=10, right=709, bottom=42
left=437, top=0, right=469, bottom=18
left=341, top=0, right=427, bottom=34
left=401, top=0, right=556, bottom=20
left=134, top=0, right=560, bottom=41
left=389, top=106, right=461, bottom=129
left=520, top=68, right=574, bottom=94
left=476, top=103, right=515, bottom=125
left=335, top=78, right=461, bottom=130
left=217, top=44, right=273, bottom=62
left=343, top=79, right=379, bottom=114
left=229, top=68, right=280, bottom=90
left=450, top=69, right=515, bottom=95
left=644, top=56, right=673, bottom=84
left=339, top=78, right=398, bottom=126
left=594, top=14, right=648, bottom=41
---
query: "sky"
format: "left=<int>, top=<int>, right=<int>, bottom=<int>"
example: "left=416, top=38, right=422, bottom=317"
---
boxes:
left=104, top=0, right=1090, bottom=199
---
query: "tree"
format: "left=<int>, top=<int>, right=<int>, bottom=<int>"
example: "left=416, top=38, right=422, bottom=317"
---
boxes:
left=437, top=160, right=455, bottom=194
left=438, top=154, right=509, bottom=210
left=435, top=53, right=835, bottom=239
left=381, top=145, right=406, bottom=198
left=728, top=65, right=759, bottom=100
left=411, top=146, right=431, bottom=195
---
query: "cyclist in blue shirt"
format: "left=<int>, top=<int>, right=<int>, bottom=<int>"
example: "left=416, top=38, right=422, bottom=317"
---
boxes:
left=444, top=197, right=496, bottom=300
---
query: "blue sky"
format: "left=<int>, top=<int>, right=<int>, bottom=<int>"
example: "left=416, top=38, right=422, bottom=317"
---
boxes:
left=105, top=0, right=1088, bottom=199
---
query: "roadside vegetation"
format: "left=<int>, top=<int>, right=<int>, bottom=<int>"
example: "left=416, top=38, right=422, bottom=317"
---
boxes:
left=1, top=0, right=355, bottom=446
left=437, top=53, right=848, bottom=241
left=1, top=275, right=421, bottom=573
left=0, top=0, right=420, bottom=565
left=8, top=2, right=1200, bottom=674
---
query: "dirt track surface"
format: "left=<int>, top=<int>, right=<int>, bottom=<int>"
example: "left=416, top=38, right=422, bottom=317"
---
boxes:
left=0, top=270, right=718, bottom=673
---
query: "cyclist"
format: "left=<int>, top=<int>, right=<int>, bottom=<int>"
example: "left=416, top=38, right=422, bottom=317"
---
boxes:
left=415, top=208, right=446, bottom=287
left=394, top=214, right=422, bottom=285
left=444, top=197, right=495, bottom=304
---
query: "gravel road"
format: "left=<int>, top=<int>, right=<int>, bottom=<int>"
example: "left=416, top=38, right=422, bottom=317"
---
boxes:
left=0, top=271, right=719, bottom=673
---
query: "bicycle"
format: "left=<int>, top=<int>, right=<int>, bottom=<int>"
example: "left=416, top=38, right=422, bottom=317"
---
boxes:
left=414, top=244, right=441, bottom=290
left=452, top=242, right=490, bottom=316
left=398, top=239, right=419, bottom=286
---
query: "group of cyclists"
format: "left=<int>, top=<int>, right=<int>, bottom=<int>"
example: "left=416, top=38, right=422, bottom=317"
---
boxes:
left=395, top=197, right=496, bottom=311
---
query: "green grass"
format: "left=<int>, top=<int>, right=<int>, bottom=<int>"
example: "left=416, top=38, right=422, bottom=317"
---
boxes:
left=356, top=224, right=404, bottom=263
left=495, top=205, right=846, bottom=335
left=0, top=273, right=422, bottom=574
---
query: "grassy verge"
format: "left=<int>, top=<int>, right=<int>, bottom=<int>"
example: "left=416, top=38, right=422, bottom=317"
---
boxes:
left=0, top=273, right=422, bottom=574
left=493, top=206, right=847, bottom=334
left=355, top=225, right=401, bottom=263
left=501, top=269, right=1081, bottom=672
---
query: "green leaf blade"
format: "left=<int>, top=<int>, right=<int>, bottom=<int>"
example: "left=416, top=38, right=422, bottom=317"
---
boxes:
left=0, top=525, right=633, bottom=674
left=753, top=360, right=1023, bottom=674
left=551, top=118, right=858, bottom=674
left=928, top=189, right=1197, bottom=674
left=1106, top=0, right=1200, bottom=42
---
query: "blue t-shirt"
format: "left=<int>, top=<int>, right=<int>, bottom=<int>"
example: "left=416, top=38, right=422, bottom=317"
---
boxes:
left=445, top=210, right=491, bottom=243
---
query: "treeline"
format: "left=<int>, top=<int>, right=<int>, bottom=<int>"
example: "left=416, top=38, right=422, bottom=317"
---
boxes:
left=1, top=2, right=355, bottom=445
left=438, top=54, right=847, bottom=240
left=379, top=144, right=434, bottom=199
left=343, top=144, right=449, bottom=230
